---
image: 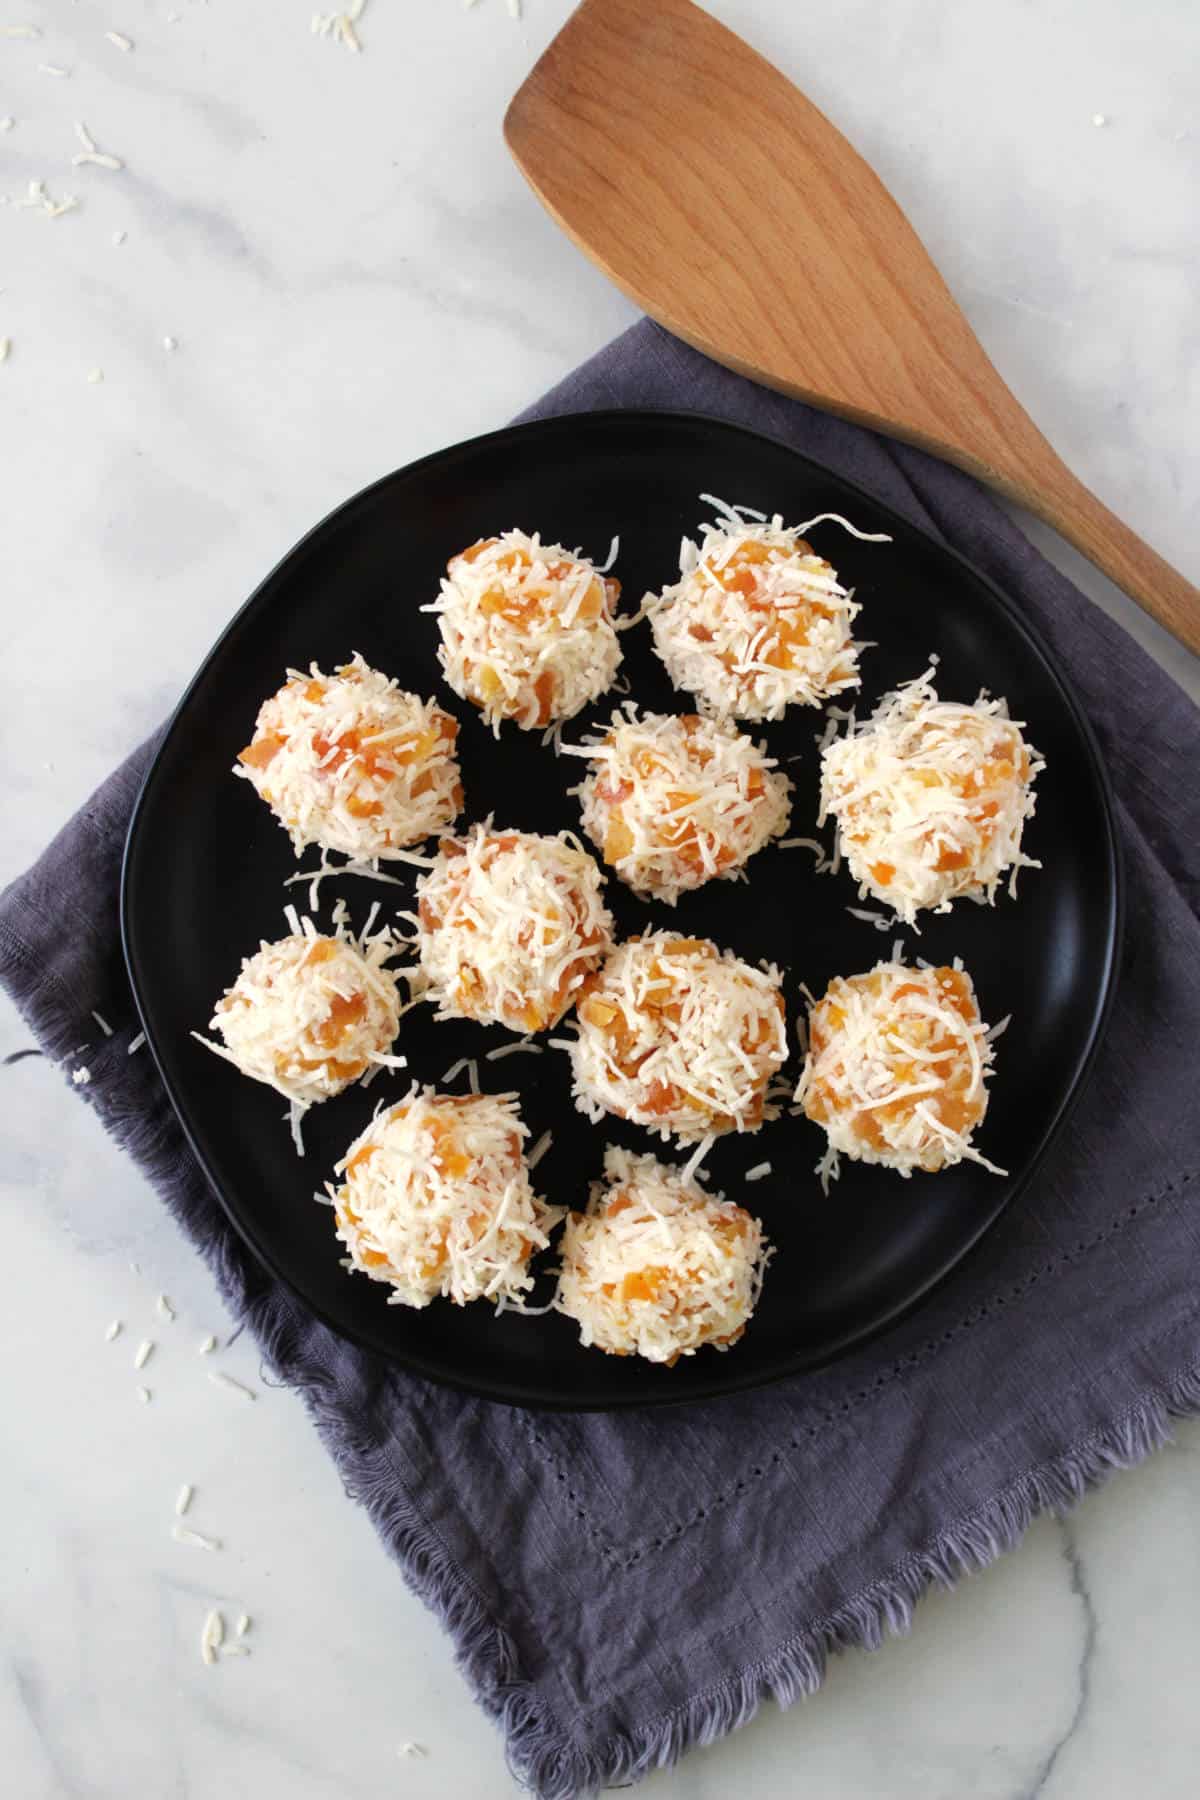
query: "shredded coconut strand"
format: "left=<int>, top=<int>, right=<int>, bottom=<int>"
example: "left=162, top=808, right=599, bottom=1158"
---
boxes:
left=569, top=708, right=792, bottom=905
left=415, top=823, right=612, bottom=1032
left=846, top=905, right=896, bottom=933
left=644, top=498, right=887, bottom=721
left=72, top=119, right=123, bottom=170
left=208, top=1371, right=256, bottom=1402
left=484, top=1038, right=542, bottom=1063
left=23, top=177, right=78, bottom=218
left=568, top=931, right=788, bottom=1144
left=174, top=1524, right=221, bottom=1550
left=312, top=0, right=365, bottom=50
left=527, top=1129, right=552, bottom=1169
left=329, top=1084, right=562, bottom=1310
left=200, top=1609, right=224, bottom=1665
left=555, top=1145, right=772, bottom=1364
left=429, top=530, right=624, bottom=731
left=236, top=653, right=463, bottom=861
left=819, top=663, right=1045, bottom=924
left=795, top=957, right=1006, bottom=1184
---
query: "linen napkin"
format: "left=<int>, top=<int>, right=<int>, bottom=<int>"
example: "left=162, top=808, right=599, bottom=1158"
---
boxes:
left=3, top=320, right=1199, bottom=1800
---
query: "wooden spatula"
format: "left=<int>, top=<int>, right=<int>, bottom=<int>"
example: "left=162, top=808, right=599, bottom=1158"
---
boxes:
left=504, top=0, right=1200, bottom=655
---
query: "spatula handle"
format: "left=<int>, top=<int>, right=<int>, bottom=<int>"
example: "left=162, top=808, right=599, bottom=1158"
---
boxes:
left=984, top=456, right=1200, bottom=658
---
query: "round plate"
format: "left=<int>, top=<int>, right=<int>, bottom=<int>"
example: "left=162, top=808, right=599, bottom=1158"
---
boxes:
left=121, top=410, right=1120, bottom=1409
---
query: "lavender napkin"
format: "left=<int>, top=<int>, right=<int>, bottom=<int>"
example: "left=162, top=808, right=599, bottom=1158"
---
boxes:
left=3, top=321, right=1199, bottom=1799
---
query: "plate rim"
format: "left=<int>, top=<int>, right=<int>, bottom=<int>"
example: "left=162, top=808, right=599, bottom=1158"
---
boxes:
left=120, top=405, right=1124, bottom=1410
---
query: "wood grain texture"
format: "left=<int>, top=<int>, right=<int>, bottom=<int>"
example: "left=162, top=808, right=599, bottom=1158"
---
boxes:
left=504, top=0, right=1200, bottom=655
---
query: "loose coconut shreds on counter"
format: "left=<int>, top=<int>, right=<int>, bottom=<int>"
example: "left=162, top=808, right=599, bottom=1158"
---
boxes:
left=554, top=1146, right=771, bottom=1364
left=328, top=1085, right=562, bottom=1310
left=208, top=1371, right=256, bottom=1402
left=567, top=708, right=792, bottom=904
left=427, top=530, right=624, bottom=731
left=414, top=824, right=613, bottom=1032
left=192, top=906, right=404, bottom=1117
left=645, top=499, right=889, bottom=721
left=236, top=653, right=464, bottom=860
left=568, top=932, right=788, bottom=1144
left=819, top=664, right=1045, bottom=924
left=795, top=958, right=1004, bottom=1185
left=200, top=1610, right=224, bottom=1666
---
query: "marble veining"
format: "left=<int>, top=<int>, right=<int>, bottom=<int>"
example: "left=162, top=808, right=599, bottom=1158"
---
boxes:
left=1022, top=1522, right=1097, bottom=1800
left=2, top=1, right=1198, bottom=1795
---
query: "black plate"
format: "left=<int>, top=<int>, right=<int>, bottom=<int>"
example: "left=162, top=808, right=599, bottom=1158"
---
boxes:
left=121, top=410, right=1120, bottom=1410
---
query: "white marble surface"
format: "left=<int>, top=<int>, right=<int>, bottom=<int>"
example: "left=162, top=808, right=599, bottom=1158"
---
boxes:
left=2, top=2, right=1198, bottom=1795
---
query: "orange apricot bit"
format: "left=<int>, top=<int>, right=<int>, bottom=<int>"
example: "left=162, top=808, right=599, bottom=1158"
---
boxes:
left=457, top=965, right=483, bottom=1002
left=603, top=816, right=634, bottom=863
left=239, top=734, right=285, bottom=770
left=312, top=728, right=359, bottom=770
left=442, top=1150, right=472, bottom=1180
left=574, top=582, right=604, bottom=622
left=327, top=1055, right=367, bottom=1082
left=870, top=861, right=896, bottom=887
left=304, top=938, right=338, bottom=966
left=935, top=968, right=977, bottom=1019
left=934, top=845, right=969, bottom=873
left=346, top=792, right=384, bottom=819
left=419, top=1240, right=449, bottom=1280
left=621, top=1267, right=667, bottom=1303
left=534, top=670, right=556, bottom=724
left=318, top=991, right=368, bottom=1047
left=346, top=1144, right=376, bottom=1174
left=935, top=1090, right=981, bottom=1136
